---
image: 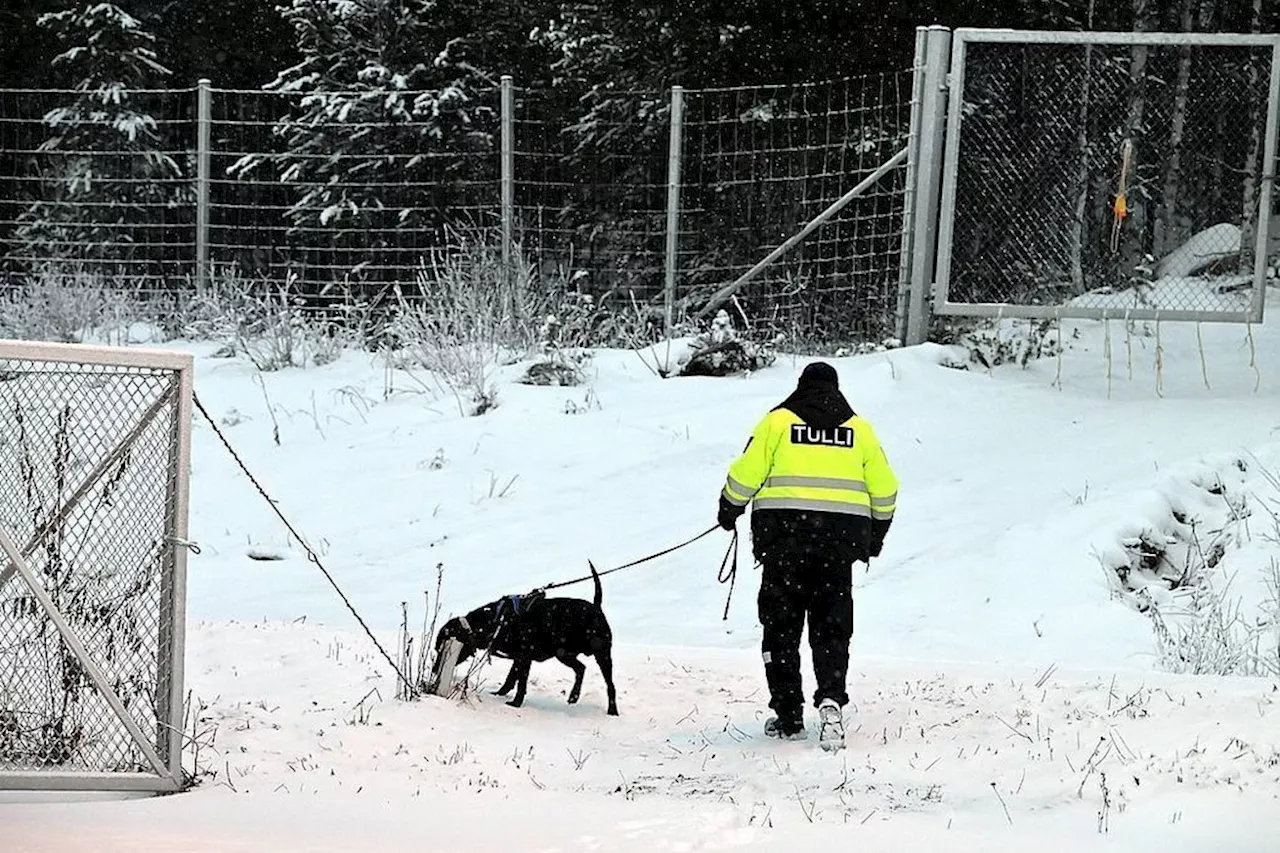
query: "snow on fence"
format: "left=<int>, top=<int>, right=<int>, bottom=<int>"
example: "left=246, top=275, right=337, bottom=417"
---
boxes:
left=0, top=339, right=193, bottom=792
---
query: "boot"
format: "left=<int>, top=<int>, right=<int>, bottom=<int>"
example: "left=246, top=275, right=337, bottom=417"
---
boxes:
left=763, top=714, right=806, bottom=741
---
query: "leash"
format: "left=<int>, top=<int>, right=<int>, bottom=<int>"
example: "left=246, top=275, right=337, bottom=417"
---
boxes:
left=192, top=392, right=417, bottom=697
left=716, top=529, right=739, bottom=621
left=537, top=524, right=722, bottom=592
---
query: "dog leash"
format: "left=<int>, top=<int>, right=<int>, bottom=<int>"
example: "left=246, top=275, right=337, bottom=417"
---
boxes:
left=716, top=529, right=739, bottom=621
left=536, top=524, right=722, bottom=592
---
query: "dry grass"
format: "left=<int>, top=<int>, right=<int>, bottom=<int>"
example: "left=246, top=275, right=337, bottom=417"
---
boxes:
left=0, top=267, right=153, bottom=344
left=381, top=225, right=548, bottom=415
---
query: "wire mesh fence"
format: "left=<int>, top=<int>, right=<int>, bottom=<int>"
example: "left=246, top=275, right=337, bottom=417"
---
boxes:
left=0, top=87, right=196, bottom=298
left=210, top=87, right=502, bottom=309
left=0, top=347, right=187, bottom=786
left=510, top=85, right=671, bottom=312
left=680, top=74, right=913, bottom=342
left=936, top=32, right=1278, bottom=320
left=0, top=69, right=916, bottom=345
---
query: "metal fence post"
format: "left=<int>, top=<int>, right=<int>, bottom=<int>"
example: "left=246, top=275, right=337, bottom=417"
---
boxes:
left=500, top=75, right=515, bottom=279
left=1251, top=42, right=1280, bottom=323
left=163, top=360, right=194, bottom=784
left=195, top=79, right=211, bottom=294
left=895, top=28, right=929, bottom=344
left=664, top=85, right=685, bottom=336
left=904, top=27, right=952, bottom=347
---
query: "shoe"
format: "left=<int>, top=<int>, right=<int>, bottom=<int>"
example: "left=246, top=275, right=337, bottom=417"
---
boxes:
left=763, top=715, right=807, bottom=740
left=817, top=698, right=845, bottom=752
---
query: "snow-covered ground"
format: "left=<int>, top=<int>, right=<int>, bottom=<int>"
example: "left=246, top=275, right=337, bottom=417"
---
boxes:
left=5, top=293, right=1280, bottom=851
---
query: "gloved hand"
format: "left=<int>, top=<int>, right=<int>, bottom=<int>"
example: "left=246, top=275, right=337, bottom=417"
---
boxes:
left=867, top=536, right=884, bottom=558
left=717, top=495, right=744, bottom=531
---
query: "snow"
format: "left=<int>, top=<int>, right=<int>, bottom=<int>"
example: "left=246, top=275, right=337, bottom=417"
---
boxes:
left=1061, top=222, right=1274, bottom=313
left=1069, top=275, right=1256, bottom=314
left=1155, top=223, right=1241, bottom=279
left=4, top=293, right=1280, bottom=850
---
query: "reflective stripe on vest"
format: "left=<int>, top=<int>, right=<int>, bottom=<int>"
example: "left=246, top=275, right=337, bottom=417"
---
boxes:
left=752, top=497, right=872, bottom=516
left=762, top=475, right=867, bottom=493
left=722, top=474, right=759, bottom=506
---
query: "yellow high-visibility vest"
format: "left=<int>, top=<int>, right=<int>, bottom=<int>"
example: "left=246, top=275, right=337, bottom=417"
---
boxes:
left=722, top=409, right=897, bottom=521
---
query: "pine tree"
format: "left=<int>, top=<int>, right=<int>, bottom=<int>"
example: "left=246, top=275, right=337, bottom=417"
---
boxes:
left=230, top=0, right=496, bottom=294
left=9, top=2, right=186, bottom=280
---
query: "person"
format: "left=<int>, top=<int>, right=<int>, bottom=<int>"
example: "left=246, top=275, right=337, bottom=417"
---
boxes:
left=716, top=361, right=898, bottom=750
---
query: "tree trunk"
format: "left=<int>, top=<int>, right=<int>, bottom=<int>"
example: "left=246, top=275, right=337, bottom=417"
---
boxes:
left=1118, top=0, right=1154, bottom=289
left=1153, top=0, right=1194, bottom=259
left=1071, top=0, right=1097, bottom=294
left=1239, top=0, right=1264, bottom=277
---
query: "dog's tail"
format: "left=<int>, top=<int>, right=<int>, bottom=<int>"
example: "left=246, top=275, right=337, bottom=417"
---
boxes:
left=588, top=560, right=603, bottom=607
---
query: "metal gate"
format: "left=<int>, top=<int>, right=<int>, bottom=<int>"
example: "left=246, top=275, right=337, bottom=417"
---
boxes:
left=0, top=340, right=192, bottom=792
left=930, top=29, right=1280, bottom=324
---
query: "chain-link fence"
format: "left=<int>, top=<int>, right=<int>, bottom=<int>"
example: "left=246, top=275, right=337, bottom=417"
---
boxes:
left=0, top=70, right=915, bottom=344
left=0, top=341, right=191, bottom=791
left=934, top=31, right=1279, bottom=321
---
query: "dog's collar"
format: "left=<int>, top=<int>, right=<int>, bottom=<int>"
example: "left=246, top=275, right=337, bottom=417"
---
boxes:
left=458, top=615, right=471, bottom=634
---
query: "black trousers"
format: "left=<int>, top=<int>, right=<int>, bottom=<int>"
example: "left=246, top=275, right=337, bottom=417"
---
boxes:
left=757, top=552, right=853, bottom=722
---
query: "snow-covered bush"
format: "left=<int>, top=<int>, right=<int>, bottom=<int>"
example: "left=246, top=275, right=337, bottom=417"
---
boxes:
left=176, top=265, right=350, bottom=371
left=0, top=269, right=141, bottom=343
left=518, top=292, right=601, bottom=387
left=934, top=316, right=1073, bottom=370
left=673, top=309, right=779, bottom=377
left=1100, top=454, right=1280, bottom=678
left=831, top=338, right=903, bottom=357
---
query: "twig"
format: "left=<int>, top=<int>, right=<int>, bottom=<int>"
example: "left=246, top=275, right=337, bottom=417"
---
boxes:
left=794, top=784, right=816, bottom=823
left=1196, top=322, right=1210, bottom=391
left=990, top=782, right=1013, bottom=825
left=1076, top=737, right=1113, bottom=799
left=994, top=714, right=1033, bottom=742
left=253, top=375, right=281, bottom=446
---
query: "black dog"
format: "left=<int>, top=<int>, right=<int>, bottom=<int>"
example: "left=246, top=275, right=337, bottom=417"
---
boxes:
left=434, top=563, right=619, bottom=716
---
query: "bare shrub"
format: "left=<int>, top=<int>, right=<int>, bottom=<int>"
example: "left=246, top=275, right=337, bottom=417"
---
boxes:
left=0, top=267, right=144, bottom=343
left=383, top=225, right=547, bottom=415
left=1139, top=571, right=1273, bottom=677
left=175, top=265, right=353, bottom=370
left=1261, top=559, right=1280, bottom=677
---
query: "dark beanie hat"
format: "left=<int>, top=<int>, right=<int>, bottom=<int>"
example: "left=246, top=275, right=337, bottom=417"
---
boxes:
left=798, top=361, right=839, bottom=387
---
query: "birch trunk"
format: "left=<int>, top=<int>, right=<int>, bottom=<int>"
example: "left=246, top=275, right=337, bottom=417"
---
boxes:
left=1119, top=0, right=1154, bottom=287
left=1153, top=0, right=1194, bottom=259
left=1071, top=0, right=1097, bottom=294
left=1239, top=0, right=1264, bottom=276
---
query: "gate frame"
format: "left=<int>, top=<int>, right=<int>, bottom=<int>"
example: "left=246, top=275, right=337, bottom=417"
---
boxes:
left=0, top=339, right=193, bottom=793
left=925, top=28, right=1280, bottom=325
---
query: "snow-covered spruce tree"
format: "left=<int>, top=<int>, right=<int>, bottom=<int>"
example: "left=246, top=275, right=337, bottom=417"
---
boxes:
left=231, top=0, right=495, bottom=293
left=9, top=3, right=185, bottom=281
